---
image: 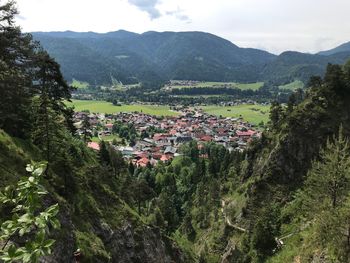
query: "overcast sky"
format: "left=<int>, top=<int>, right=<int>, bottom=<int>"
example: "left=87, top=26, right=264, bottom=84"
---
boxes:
left=15, top=0, right=350, bottom=54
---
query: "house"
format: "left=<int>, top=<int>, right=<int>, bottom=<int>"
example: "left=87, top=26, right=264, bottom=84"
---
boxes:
left=176, top=136, right=192, bottom=144
left=164, top=146, right=177, bottom=155
left=87, top=142, right=100, bottom=151
left=137, top=157, right=149, bottom=167
left=105, top=123, right=113, bottom=132
left=200, top=135, right=213, bottom=142
left=117, top=146, right=134, bottom=156
left=236, top=130, right=255, bottom=140
left=160, top=155, right=172, bottom=162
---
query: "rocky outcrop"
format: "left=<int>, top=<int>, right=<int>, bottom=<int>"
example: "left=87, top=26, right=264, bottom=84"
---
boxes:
left=44, top=218, right=186, bottom=263
left=104, top=223, right=185, bottom=263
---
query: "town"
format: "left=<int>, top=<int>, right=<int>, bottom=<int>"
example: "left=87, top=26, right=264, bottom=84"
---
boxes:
left=73, top=108, right=262, bottom=167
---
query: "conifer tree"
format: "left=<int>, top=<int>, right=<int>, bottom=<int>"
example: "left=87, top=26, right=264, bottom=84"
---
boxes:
left=304, top=127, right=350, bottom=211
left=0, top=0, right=37, bottom=137
left=81, top=115, right=92, bottom=143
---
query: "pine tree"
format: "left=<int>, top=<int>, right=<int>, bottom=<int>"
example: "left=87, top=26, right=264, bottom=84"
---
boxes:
left=81, top=115, right=92, bottom=143
left=31, top=50, right=72, bottom=165
left=300, top=127, right=350, bottom=260
left=304, top=127, right=350, bottom=211
left=99, top=140, right=110, bottom=166
left=0, top=0, right=37, bottom=137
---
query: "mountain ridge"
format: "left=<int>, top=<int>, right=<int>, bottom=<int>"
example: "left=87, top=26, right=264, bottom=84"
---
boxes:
left=318, top=41, right=350, bottom=56
left=31, top=30, right=350, bottom=85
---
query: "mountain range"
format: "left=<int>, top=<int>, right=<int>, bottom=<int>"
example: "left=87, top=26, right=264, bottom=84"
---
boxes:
left=32, top=30, right=350, bottom=86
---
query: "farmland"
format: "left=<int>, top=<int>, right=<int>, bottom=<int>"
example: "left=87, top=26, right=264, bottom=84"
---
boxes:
left=165, top=81, right=264, bottom=91
left=201, top=104, right=270, bottom=124
left=68, top=100, right=179, bottom=116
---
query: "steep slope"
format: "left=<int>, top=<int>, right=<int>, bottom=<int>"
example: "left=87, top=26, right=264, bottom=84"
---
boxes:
left=0, top=130, right=189, bottom=262
left=238, top=63, right=350, bottom=261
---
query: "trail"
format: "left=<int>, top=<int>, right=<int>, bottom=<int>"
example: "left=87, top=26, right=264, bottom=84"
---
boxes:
left=221, top=199, right=247, bottom=232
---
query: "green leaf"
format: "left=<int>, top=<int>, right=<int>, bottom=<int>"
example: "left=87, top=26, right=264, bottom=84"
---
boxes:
left=22, top=252, right=31, bottom=263
left=43, top=239, right=55, bottom=248
left=17, top=213, right=33, bottom=224
left=50, top=218, right=61, bottom=229
left=7, top=244, right=17, bottom=257
left=35, top=229, right=46, bottom=243
left=26, top=164, right=34, bottom=172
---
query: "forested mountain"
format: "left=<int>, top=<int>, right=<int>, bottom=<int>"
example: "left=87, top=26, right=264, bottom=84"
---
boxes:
left=32, top=30, right=276, bottom=84
left=318, top=41, right=350, bottom=56
left=32, top=30, right=350, bottom=86
left=260, top=50, right=350, bottom=83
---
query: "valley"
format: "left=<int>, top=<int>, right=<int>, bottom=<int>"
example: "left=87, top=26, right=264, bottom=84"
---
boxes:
left=2, top=1, right=350, bottom=262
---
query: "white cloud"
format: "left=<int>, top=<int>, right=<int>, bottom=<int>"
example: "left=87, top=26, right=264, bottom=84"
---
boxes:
left=14, top=0, right=350, bottom=54
left=127, top=0, right=161, bottom=19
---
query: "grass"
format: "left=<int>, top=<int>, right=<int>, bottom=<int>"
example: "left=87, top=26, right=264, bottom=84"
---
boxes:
left=100, top=134, right=122, bottom=142
left=71, top=79, right=89, bottom=89
left=201, top=104, right=270, bottom=124
left=166, top=81, right=264, bottom=91
left=68, top=100, right=178, bottom=116
left=279, top=80, right=304, bottom=90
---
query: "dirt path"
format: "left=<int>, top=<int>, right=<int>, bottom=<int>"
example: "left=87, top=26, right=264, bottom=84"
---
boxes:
left=221, top=199, right=247, bottom=232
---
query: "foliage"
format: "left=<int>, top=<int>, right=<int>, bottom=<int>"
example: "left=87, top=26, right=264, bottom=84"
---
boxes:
left=0, top=162, right=60, bottom=262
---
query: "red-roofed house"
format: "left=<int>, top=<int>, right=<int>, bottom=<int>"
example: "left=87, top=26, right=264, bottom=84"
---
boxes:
left=88, top=142, right=100, bottom=151
left=236, top=130, right=255, bottom=140
left=160, top=155, right=172, bottom=162
left=200, top=135, right=213, bottom=142
left=137, top=157, right=149, bottom=167
left=105, top=123, right=113, bottom=132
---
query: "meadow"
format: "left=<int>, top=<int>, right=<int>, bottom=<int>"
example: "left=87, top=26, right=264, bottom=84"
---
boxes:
left=71, top=79, right=89, bottom=89
left=68, top=100, right=178, bottom=116
left=166, top=81, right=264, bottom=91
left=279, top=80, right=304, bottom=90
left=201, top=104, right=270, bottom=124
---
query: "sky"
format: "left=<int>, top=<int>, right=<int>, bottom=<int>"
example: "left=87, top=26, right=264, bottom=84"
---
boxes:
left=15, top=0, right=350, bottom=54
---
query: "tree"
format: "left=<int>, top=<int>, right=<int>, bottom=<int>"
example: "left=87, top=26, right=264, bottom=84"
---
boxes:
left=298, top=128, right=350, bottom=260
left=0, top=0, right=37, bottom=138
left=81, top=115, right=92, bottom=143
left=99, top=140, right=110, bottom=166
left=304, top=127, right=350, bottom=210
left=250, top=205, right=279, bottom=262
left=268, top=101, right=283, bottom=130
left=31, top=96, right=64, bottom=165
left=181, top=141, right=199, bottom=163
left=0, top=162, right=60, bottom=262
left=109, top=147, right=125, bottom=177
left=31, top=50, right=72, bottom=165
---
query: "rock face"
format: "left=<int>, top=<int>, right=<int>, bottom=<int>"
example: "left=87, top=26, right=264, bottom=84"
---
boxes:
left=43, top=218, right=185, bottom=263
left=105, top=223, right=184, bottom=263
left=40, top=205, right=76, bottom=263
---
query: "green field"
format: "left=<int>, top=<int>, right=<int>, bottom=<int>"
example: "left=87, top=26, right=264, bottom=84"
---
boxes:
left=71, top=79, right=89, bottom=89
left=68, top=100, right=178, bottom=116
left=100, top=134, right=122, bottom=142
left=166, top=81, right=264, bottom=91
left=201, top=104, right=270, bottom=124
left=279, top=80, right=304, bottom=90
